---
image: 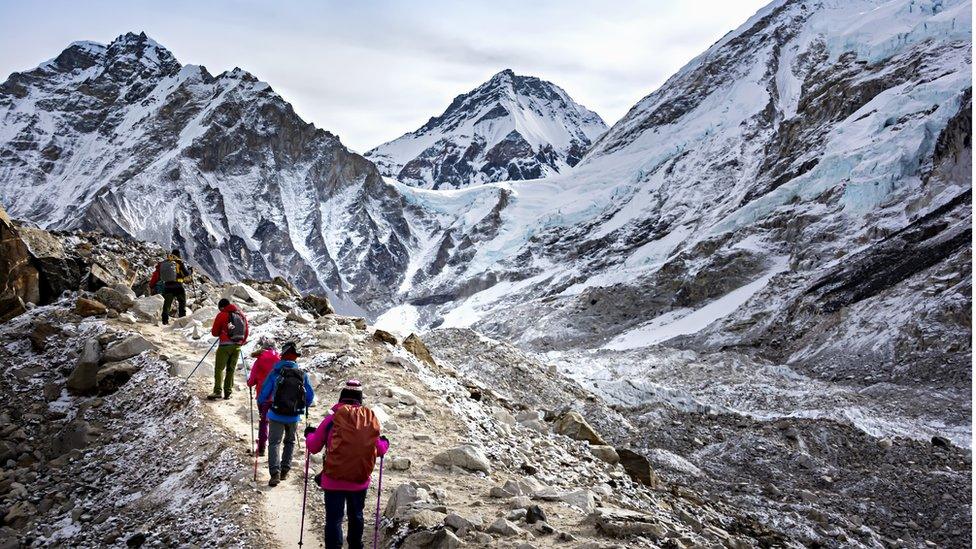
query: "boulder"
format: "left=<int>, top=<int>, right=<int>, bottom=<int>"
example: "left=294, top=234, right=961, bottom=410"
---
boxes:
left=525, top=505, right=547, bottom=524
left=559, top=489, right=596, bottom=513
left=221, top=283, right=278, bottom=310
left=352, top=317, right=368, bottom=330
left=95, top=361, right=140, bottom=394
left=402, top=529, right=460, bottom=549
left=492, top=407, right=517, bottom=426
left=102, top=335, right=155, bottom=362
left=553, top=411, right=606, bottom=445
left=75, top=297, right=107, bottom=317
left=170, top=306, right=219, bottom=329
left=66, top=339, right=102, bottom=395
left=616, top=448, right=659, bottom=488
left=385, top=484, right=422, bottom=519
left=432, top=445, right=491, bottom=474
left=0, top=207, right=41, bottom=322
left=384, top=386, right=422, bottom=406
left=88, top=257, right=136, bottom=289
left=301, top=293, right=334, bottom=316
left=28, top=320, right=62, bottom=352
left=18, top=225, right=82, bottom=301
left=95, top=286, right=134, bottom=312
left=286, top=308, right=314, bottom=324
left=487, top=518, right=523, bottom=536
left=403, top=333, right=436, bottom=366
left=409, top=510, right=447, bottom=529
left=444, top=512, right=481, bottom=532
left=390, top=457, right=411, bottom=471
left=130, top=295, right=164, bottom=321
left=590, top=445, right=620, bottom=464
left=932, top=435, right=951, bottom=449
left=52, top=419, right=90, bottom=454
left=373, top=329, right=398, bottom=345
left=589, top=507, right=667, bottom=539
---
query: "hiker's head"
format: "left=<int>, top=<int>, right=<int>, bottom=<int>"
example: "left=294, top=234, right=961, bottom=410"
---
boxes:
left=281, top=341, right=300, bottom=360
left=338, top=379, right=363, bottom=405
left=257, top=335, right=275, bottom=350
left=170, top=249, right=181, bottom=258
left=218, top=298, right=231, bottom=310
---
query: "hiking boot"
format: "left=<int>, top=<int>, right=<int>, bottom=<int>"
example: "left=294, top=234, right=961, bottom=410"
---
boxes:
left=280, top=468, right=290, bottom=480
left=268, top=471, right=280, bottom=487
left=223, top=392, right=232, bottom=400
left=206, top=393, right=221, bottom=401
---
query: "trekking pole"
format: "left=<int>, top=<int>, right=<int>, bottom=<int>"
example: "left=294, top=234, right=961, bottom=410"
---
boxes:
left=372, top=455, right=385, bottom=549
left=184, top=338, right=219, bottom=382
left=298, top=439, right=311, bottom=548
left=249, top=386, right=257, bottom=482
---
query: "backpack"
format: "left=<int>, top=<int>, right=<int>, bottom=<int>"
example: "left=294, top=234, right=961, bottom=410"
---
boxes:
left=323, top=405, right=381, bottom=483
left=225, top=310, right=247, bottom=344
left=272, top=367, right=307, bottom=416
left=159, top=260, right=178, bottom=282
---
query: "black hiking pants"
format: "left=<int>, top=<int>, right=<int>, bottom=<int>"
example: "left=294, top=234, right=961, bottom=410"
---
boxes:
left=161, top=283, right=186, bottom=324
left=324, top=489, right=368, bottom=549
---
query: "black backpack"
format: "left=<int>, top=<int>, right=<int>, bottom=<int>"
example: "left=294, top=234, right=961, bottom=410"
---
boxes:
left=225, top=310, right=247, bottom=343
left=272, top=367, right=306, bottom=416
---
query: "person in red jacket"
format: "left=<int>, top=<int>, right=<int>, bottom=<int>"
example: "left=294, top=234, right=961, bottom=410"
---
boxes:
left=208, top=298, right=249, bottom=400
left=247, top=336, right=279, bottom=456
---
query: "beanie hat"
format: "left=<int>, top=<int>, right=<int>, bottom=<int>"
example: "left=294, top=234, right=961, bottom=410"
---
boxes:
left=281, top=341, right=300, bottom=358
left=257, top=335, right=275, bottom=349
left=338, top=379, right=363, bottom=405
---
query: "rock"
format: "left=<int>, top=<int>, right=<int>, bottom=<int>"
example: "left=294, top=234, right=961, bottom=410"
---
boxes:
left=526, top=505, right=547, bottom=524
left=352, top=317, right=368, bottom=330
left=616, top=448, right=659, bottom=488
left=118, top=312, right=137, bottom=324
left=516, top=410, right=543, bottom=423
left=286, top=308, right=314, bottom=324
left=28, top=320, right=61, bottom=351
left=403, top=333, right=436, bottom=366
left=385, top=386, right=422, bottom=406
left=553, top=411, right=607, bottom=445
left=66, top=339, right=102, bottom=395
left=402, top=529, right=460, bottom=549
left=878, top=437, right=893, bottom=449
left=301, top=294, right=334, bottom=316
left=385, top=484, right=421, bottom=519
left=409, top=509, right=448, bottom=529
left=17, top=224, right=80, bottom=302
left=559, top=489, right=596, bottom=513
left=390, top=457, right=411, bottom=471
left=589, top=507, right=666, bottom=539
left=170, top=306, right=219, bottom=329
left=95, top=286, right=134, bottom=312
left=373, top=329, right=398, bottom=345
left=103, top=335, right=155, bottom=362
left=0, top=207, right=41, bottom=322
left=487, top=518, right=523, bottom=536
left=75, top=297, right=107, bottom=317
left=506, top=508, right=528, bottom=521
left=799, top=489, right=818, bottom=503
left=521, top=419, right=549, bottom=434
left=432, top=445, right=491, bottom=473
left=3, top=501, right=35, bottom=529
left=492, top=407, right=517, bottom=425
left=130, top=295, right=164, bottom=321
left=52, top=419, right=89, bottom=454
left=89, top=257, right=136, bottom=289
left=590, top=445, right=619, bottom=464
left=932, top=435, right=951, bottom=449
left=96, top=361, right=140, bottom=394
left=444, top=512, right=479, bottom=532
left=221, top=283, right=278, bottom=310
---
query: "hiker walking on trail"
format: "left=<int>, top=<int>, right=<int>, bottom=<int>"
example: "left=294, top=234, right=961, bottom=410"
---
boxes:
left=247, top=336, right=279, bottom=456
left=208, top=298, right=249, bottom=400
left=258, top=342, right=315, bottom=486
left=305, top=380, right=389, bottom=549
left=149, top=250, right=191, bottom=325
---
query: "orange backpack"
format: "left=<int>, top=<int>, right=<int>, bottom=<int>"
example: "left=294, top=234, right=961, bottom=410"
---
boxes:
left=324, top=404, right=381, bottom=483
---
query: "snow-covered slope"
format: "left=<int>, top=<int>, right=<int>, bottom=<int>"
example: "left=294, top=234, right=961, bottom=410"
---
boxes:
left=378, top=0, right=971, bottom=384
left=0, top=32, right=413, bottom=311
left=366, top=69, right=607, bottom=189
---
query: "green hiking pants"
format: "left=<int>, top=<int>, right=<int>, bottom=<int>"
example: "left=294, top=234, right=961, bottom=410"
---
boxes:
left=213, top=344, right=241, bottom=397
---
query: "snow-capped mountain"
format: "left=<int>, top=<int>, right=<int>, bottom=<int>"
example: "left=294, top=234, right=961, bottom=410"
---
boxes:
left=378, top=0, right=971, bottom=383
left=366, top=69, right=607, bottom=189
left=0, top=32, right=413, bottom=311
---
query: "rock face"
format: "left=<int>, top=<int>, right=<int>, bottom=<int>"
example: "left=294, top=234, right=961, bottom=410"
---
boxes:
left=0, top=207, right=40, bottom=322
left=366, top=69, right=607, bottom=190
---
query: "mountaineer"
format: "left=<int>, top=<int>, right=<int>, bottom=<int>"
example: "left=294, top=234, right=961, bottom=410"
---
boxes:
left=247, top=336, right=279, bottom=456
left=305, top=380, right=389, bottom=549
left=148, top=249, right=191, bottom=325
left=208, top=298, right=249, bottom=400
left=258, top=342, right=315, bottom=486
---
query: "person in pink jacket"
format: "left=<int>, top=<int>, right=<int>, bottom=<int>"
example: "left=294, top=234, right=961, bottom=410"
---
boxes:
left=246, top=336, right=279, bottom=456
left=305, top=380, right=389, bottom=549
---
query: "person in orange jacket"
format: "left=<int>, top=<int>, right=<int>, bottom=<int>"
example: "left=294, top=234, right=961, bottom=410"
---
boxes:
left=208, top=298, right=249, bottom=400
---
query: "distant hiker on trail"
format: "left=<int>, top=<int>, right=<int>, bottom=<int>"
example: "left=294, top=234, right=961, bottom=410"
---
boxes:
left=208, top=298, right=249, bottom=400
left=305, top=380, right=389, bottom=549
left=258, top=342, right=315, bottom=486
left=247, top=336, right=279, bottom=457
left=149, top=249, right=191, bottom=325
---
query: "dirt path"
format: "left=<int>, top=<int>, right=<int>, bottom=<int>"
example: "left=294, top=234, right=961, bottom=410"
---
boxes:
left=136, top=322, right=323, bottom=549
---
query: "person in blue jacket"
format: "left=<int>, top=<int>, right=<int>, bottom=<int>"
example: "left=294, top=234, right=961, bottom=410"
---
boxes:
left=257, top=341, right=315, bottom=486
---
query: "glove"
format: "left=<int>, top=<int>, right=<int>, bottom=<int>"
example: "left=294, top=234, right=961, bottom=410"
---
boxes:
left=304, top=426, right=316, bottom=438
left=379, top=435, right=389, bottom=443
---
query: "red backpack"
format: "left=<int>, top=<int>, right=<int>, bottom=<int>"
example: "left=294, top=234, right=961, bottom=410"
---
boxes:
left=324, top=404, right=381, bottom=483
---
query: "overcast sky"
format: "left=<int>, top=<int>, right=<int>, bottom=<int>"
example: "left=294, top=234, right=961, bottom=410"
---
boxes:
left=0, top=0, right=769, bottom=152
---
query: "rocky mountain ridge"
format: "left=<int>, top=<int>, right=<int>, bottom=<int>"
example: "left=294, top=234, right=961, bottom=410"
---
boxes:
left=366, top=69, right=607, bottom=189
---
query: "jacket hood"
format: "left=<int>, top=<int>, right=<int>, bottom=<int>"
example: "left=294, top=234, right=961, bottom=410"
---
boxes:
left=274, top=360, right=299, bottom=371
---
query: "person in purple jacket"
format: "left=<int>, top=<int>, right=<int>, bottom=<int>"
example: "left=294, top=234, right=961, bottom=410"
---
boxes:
left=305, top=380, right=389, bottom=549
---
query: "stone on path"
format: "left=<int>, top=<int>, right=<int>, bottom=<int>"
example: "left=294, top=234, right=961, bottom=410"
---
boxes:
left=432, top=445, right=491, bottom=474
